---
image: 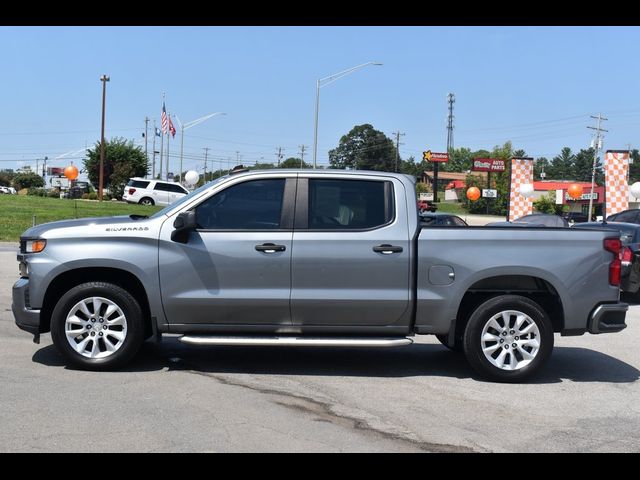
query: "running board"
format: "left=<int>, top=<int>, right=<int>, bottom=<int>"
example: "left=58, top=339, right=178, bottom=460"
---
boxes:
left=178, top=336, right=413, bottom=348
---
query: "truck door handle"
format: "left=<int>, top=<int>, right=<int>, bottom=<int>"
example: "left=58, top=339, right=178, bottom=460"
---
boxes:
left=255, top=243, right=286, bottom=253
left=373, top=244, right=403, bottom=254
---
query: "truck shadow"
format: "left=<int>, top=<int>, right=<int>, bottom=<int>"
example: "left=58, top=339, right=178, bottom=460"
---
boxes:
left=33, top=339, right=640, bottom=384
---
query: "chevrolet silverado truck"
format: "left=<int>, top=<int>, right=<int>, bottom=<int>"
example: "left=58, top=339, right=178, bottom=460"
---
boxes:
left=12, top=169, right=628, bottom=382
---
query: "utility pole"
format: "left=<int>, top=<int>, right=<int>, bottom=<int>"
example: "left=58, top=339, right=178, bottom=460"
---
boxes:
left=99, top=74, right=110, bottom=201
left=587, top=114, right=608, bottom=220
left=435, top=92, right=455, bottom=204
left=144, top=117, right=149, bottom=177
left=298, top=145, right=307, bottom=168
left=152, top=119, right=157, bottom=179
left=42, top=156, right=47, bottom=178
left=276, top=147, right=284, bottom=167
left=627, top=143, right=633, bottom=185
left=203, top=147, right=210, bottom=182
left=392, top=131, right=405, bottom=173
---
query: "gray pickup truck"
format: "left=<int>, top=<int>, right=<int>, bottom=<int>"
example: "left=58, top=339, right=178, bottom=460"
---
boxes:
left=12, top=169, right=628, bottom=382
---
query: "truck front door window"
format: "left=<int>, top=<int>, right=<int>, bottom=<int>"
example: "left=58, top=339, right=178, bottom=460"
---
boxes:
left=196, top=179, right=285, bottom=230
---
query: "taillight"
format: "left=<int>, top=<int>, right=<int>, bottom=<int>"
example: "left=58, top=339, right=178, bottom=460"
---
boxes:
left=604, top=237, right=622, bottom=286
left=621, top=246, right=633, bottom=266
left=128, top=188, right=136, bottom=195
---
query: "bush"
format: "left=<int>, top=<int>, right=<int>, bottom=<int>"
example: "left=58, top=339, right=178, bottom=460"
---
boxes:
left=81, top=193, right=89, bottom=200
left=27, top=187, right=47, bottom=197
left=48, top=190, right=60, bottom=198
left=102, top=194, right=111, bottom=201
left=88, top=192, right=98, bottom=200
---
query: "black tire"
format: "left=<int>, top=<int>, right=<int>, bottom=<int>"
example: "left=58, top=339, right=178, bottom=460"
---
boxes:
left=50, top=282, right=145, bottom=370
left=436, top=334, right=463, bottom=353
left=463, top=295, right=554, bottom=383
left=139, top=197, right=154, bottom=206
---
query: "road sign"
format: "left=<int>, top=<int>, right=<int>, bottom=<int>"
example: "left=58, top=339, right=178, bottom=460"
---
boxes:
left=482, top=189, right=498, bottom=198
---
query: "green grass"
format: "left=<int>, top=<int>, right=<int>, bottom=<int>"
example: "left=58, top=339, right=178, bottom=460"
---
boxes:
left=0, top=195, right=162, bottom=242
left=434, top=201, right=467, bottom=214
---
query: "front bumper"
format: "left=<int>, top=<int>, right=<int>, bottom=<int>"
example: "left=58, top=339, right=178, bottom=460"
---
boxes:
left=588, top=302, right=628, bottom=334
left=12, top=278, right=41, bottom=337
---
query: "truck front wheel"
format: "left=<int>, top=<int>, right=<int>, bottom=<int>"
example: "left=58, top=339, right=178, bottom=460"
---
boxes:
left=463, top=295, right=554, bottom=382
left=50, top=282, right=144, bottom=370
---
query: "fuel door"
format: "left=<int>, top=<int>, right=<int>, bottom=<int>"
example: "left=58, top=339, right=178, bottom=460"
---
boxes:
left=428, top=265, right=455, bottom=285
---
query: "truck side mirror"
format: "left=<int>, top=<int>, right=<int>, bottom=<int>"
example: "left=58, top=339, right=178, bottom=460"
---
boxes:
left=171, top=211, right=197, bottom=243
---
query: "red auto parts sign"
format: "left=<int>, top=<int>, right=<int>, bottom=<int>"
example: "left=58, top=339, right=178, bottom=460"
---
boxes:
left=472, top=158, right=506, bottom=172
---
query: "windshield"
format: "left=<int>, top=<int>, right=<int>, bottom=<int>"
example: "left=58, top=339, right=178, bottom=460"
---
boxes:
left=149, top=175, right=229, bottom=219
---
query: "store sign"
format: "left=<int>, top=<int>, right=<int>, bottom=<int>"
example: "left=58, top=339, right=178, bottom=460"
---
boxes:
left=472, top=158, right=506, bottom=172
left=566, top=192, right=598, bottom=201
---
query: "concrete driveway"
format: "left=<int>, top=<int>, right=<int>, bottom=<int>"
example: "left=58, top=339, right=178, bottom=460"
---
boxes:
left=0, top=242, right=638, bottom=452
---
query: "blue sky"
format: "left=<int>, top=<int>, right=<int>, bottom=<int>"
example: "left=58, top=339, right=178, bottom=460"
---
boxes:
left=1, top=26, right=639, bottom=177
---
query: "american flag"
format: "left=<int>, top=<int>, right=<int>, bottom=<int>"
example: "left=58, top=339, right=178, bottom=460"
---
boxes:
left=161, top=102, right=168, bottom=134
left=168, top=115, right=176, bottom=138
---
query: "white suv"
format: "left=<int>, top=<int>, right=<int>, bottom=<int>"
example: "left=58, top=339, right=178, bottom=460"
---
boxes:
left=122, top=178, right=189, bottom=206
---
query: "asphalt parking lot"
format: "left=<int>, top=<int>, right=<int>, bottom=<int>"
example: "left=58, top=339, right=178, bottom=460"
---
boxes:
left=1, top=242, right=639, bottom=452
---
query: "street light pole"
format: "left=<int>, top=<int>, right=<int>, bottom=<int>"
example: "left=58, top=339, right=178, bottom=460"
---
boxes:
left=175, top=112, right=225, bottom=185
left=98, top=74, right=110, bottom=201
left=312, top=61, right=383, bottom=169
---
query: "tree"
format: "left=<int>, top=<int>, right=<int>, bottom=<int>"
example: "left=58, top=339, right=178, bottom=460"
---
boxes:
left=328, top=124, right=396, bottom=171
left=0, top=171, right=14, bottom=187
left=84, top=137, right=148, bottom=200
left=547, top=147, right=575, bottom=180
left=279, top=157, right=309, bottom=168
left=399, top=156, right=424, bottom=178
left=12, top=172, right=44, bottom=190
left=439, top=147, right=475, bottom=173
left=630, top=149, right=640, bottom=183
left=534, top=192, right=562, bottom=214
left=573, top=148, right=603, bottom=183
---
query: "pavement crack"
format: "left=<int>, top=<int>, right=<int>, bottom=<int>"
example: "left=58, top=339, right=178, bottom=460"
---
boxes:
left=179, top=368, right=478, bottom=453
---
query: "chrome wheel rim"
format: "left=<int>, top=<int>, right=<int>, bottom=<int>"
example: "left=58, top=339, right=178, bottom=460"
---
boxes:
left=64, top=296, right=128, bottom=359
left=480, top=310, right=540, bottom=371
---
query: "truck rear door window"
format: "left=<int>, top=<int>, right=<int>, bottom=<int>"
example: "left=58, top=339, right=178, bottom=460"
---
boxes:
left=308, top=179, right=393, bottom=230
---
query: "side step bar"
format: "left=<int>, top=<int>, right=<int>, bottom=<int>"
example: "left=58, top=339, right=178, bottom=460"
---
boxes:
left=179, top=336, right=413, bottom=348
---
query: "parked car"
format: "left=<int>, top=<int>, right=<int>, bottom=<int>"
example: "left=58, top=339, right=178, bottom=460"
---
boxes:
left=122, top=178, right=189, bottom=206
left=417, top=199, right=437, bottom=213
left=485, top=214, right=568, bottom=228
left=0, top=186, right=16, bottom=194
left=573, top=221, right=640, bottom=296
left=419, top=212, right=468, bottom=226
left=562, top=211, right=589, bottom=224
left=514, top=214, right=569, bottom=227
left=13, top=170, right=628, bottom=382
left=606, top=209, right=640, bottom=224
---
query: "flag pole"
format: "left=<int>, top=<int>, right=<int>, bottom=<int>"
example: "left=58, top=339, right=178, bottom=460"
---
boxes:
left=159, top=92, right=165, bottom=180
left=166, top=113, right=170, bottom=181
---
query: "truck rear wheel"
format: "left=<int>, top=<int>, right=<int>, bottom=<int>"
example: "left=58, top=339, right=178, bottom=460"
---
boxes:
left=50, top=282, right=144, bottom=370
left=463, top=295, right=554, bottom=382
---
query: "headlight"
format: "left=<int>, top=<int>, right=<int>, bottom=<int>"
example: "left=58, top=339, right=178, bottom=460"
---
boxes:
left=24, top=239, right=46, bottom=253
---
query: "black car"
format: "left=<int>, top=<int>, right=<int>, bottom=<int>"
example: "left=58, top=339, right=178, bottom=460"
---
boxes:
left=573, top=221, right=640, bottom=295
left=562, top=211, right=589, bottom=224
left=419, top=212, right=468, bottom=226
left=606, top=209, right=640, bottom=224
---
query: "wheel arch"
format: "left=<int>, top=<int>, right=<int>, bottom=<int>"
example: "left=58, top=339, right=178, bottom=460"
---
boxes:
left=453, top=274, right=564, bottom=343
left=40, top=267, right=153, bottom=339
